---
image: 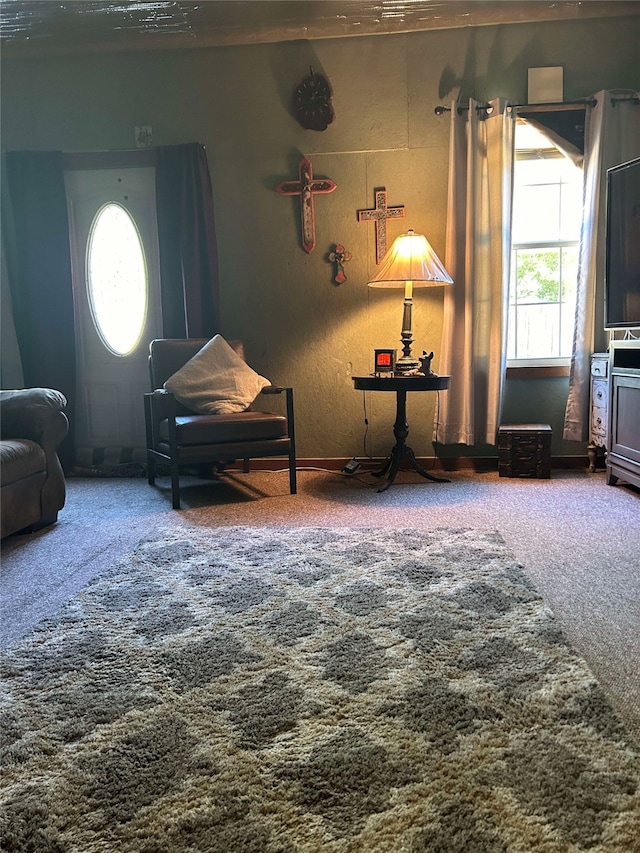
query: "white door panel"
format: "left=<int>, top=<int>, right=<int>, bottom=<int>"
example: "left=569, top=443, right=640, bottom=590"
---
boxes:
left=65, top=166, right=162, bottom=456
left=85, top=384, right=120, bottom=444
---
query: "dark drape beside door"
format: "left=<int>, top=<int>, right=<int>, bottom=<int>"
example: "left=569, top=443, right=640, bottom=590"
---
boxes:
left=155, top=143, right=220, bottom=338
left=5, top=151, right=76, bottom=470
left=5, top=143, right=220, bottom=470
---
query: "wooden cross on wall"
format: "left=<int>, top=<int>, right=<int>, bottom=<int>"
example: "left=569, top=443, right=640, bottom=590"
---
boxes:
left=358, top=188, right=406, bottom=264
left=277, top=156, right=337, bottom=253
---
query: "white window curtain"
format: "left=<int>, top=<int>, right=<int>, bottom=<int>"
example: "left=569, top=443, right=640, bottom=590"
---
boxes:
left=563, top=90, right=640, bottom=442
left=437, top=98, right=515, bottom=446
left=517, top=112, right=584, bottom=168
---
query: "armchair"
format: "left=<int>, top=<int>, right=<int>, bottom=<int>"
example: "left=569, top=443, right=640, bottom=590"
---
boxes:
left=0, top=388, right=69, bottom=538
left=144, top=338, right=296, bottom=509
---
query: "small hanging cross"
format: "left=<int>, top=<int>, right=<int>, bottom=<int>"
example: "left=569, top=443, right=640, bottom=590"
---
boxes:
left=328, top=244, right=352, bottom=284
left=358, top=188, right=406, bottom=264
left=277, top=156, right=337, bottom=253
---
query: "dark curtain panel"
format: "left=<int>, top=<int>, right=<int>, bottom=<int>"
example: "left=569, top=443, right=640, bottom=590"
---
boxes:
left=5, top=151, right=76, bottom=470
left=519, top=107, right=586, bottom=154
left=155, top=143, right=220, bottom=338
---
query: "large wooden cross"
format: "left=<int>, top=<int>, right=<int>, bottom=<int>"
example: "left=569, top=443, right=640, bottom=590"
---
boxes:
left=358, top=188, right=406, bottom=264
left=277, top=156, right=336, bottom=253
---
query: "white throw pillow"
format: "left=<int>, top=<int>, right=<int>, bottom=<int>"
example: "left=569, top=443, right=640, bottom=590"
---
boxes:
left=164, top=335, right=271, bottom=414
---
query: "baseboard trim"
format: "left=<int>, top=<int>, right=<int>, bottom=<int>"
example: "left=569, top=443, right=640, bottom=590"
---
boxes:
left=229, top=456, right=590, bottom=473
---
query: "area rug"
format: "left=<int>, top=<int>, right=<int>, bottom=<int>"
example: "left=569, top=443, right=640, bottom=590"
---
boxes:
left=1, top=526, right=638, bottom=852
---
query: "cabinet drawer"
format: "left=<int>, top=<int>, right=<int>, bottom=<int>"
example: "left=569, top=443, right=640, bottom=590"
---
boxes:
left=591, top=407, right=607, bottom=439
left=592, top=378, right=608, bottom=408
left=591, top=357, right=608, bottom=378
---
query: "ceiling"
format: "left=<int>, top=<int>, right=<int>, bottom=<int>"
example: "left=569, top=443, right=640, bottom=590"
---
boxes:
left=2, top=1, right=639, bottom=58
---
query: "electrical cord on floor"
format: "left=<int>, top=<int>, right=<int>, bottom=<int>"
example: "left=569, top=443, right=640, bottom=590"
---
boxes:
left=339, top=391, right=378, bottom=483
left=252, top=465, right=372, bottom=482
left=259, top=466, right=339, bottom=474
left=343, top=388, right=444, bottom=482
left=254, top=388, right=441, bottom=485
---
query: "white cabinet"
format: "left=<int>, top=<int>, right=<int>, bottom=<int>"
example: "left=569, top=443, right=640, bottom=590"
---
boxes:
left=588, top=353, right=608, bottom=472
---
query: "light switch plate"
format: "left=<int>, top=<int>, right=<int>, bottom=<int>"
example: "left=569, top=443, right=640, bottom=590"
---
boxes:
left=135, top=126, right=153, bottom=148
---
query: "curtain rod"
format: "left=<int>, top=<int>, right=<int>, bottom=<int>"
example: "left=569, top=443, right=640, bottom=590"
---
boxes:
left=434, top=92, right=640, bottom=117
left=433, top=98, right=596, bottom=116
left=63, top=149, right=157, bottom=169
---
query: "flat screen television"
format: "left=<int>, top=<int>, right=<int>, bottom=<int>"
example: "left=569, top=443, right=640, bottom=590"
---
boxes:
left=604, top=156, right=640, bottom=329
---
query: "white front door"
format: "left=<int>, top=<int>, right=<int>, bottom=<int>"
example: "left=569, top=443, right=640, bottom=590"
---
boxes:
left=65, top=166, right=162, bottom=461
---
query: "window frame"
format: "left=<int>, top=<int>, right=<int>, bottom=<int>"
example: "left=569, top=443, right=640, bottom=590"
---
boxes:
left=507, top=122, right=583, bottom=373
left=85, top=200, right=149, bottom=358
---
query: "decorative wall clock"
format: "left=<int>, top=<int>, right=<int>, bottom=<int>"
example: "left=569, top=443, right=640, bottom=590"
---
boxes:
left=276, top=156, right=337, bottom=253
left=293, top=67, right=335, bottom=131
left=358, top=188, right=406, bottom=264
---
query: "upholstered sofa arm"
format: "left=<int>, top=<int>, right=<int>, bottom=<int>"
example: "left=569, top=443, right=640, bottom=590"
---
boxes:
left=0, top=388, right=69, bottom=535
left=0, top=388, right=69, bottom=449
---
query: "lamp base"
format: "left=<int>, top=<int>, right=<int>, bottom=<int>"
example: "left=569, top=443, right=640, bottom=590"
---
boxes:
left=396, top=304, right=420, bottom=373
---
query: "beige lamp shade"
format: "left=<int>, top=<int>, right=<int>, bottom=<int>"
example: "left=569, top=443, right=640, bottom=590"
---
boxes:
left=368, top=229, right=453, bottom=287
left=366, top=229, right=453, bottom=375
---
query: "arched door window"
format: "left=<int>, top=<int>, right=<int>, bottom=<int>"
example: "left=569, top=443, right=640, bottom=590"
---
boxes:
left=86, top=202, right=148, bottom=356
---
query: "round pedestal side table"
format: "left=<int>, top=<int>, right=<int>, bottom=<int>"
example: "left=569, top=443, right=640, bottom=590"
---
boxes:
left=352, top=374, right=451, bottom=492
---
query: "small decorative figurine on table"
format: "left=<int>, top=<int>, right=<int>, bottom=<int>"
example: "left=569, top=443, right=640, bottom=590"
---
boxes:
left=419, top=350, right=435, bottom=375
left=328, top=243, right=352, bottom=284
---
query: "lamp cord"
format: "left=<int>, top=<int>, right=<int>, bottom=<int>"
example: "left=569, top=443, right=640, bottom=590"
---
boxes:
left=362, top=391, right=371, bottom=459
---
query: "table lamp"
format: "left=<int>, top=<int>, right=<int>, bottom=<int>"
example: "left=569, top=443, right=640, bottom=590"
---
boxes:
left=368, top=229, right=453, bottom=374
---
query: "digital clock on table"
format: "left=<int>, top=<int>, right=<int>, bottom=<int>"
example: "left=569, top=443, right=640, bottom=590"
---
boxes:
left=374, top=349, right=396, bottom=374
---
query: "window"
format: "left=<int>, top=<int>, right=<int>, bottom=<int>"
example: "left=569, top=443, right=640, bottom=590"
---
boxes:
left=508, top=121, right=583, bottom=365
left=86, top=202, right=148, bottom=356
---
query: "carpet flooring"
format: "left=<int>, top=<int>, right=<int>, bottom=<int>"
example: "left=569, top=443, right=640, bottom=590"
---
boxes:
left=1, top=524, right=638, bottom=852
left=2, top=469, right=639, bottom=745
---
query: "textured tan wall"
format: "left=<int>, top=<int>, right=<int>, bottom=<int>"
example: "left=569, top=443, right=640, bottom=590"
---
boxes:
left=2, top=16, right=639, bottom=458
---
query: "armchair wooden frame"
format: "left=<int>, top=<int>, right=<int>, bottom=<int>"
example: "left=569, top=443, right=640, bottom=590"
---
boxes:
left=144, top=338, right=297, bottom=509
